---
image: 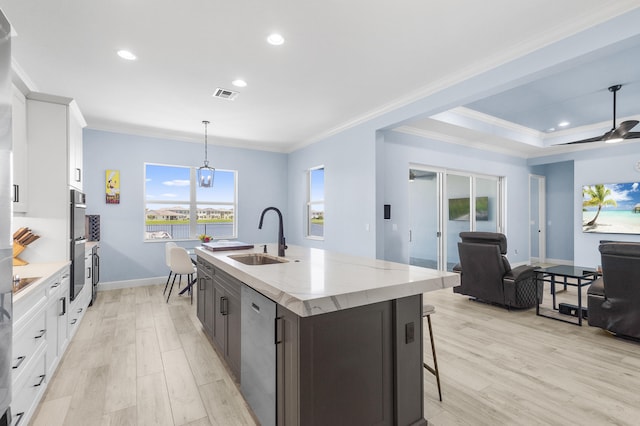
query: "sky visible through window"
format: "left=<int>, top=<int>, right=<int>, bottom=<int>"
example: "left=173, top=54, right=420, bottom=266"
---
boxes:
left=311, top=167, right=324, bottom=202
left=146, top=164, right=235, bottom=207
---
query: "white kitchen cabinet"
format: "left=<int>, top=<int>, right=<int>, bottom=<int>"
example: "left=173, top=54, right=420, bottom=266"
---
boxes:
left=67, top=282, right=89, bottom=340
left=44, top=269, right=70, bottom=377
left=11, top=263, right=71, bottom=426
left=10, top=346, right=46, bottom=426
left=12, top=84, right=28, bottom=213
left=23, top=93, right=86, bottom=263
left=27, top=92, right=86, bottom=192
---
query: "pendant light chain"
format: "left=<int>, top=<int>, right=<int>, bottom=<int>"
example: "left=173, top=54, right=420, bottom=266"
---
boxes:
left=203, top=120, right=210, bottom=166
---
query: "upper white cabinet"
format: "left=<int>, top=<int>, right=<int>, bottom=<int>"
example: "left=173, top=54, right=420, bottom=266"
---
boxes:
left=12, top=84, right=28, bottom=212
left=26, top=92, right=86, bottom=193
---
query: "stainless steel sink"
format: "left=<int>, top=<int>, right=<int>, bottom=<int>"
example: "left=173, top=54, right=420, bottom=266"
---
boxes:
left=13, top=277, right=41, bottom=293
left=228, top=253, right=289, bottom=265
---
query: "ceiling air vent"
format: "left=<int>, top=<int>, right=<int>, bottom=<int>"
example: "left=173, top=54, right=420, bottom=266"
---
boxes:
left=213, top=87, right=239, bottom=100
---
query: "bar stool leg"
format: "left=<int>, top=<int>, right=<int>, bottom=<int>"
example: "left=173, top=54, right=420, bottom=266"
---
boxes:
left=423, top=313, right=442, bottom=401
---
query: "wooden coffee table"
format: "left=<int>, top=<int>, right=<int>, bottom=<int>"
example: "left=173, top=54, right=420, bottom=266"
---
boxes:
left=535, top=265, right=599, bottom=326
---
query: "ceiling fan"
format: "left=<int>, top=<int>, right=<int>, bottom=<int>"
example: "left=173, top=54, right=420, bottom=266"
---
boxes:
left=564, top=84, right=640, bottom=145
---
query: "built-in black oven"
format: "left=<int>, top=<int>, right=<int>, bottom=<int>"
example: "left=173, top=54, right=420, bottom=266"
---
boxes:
left=70, top=189, right=86, bottom=301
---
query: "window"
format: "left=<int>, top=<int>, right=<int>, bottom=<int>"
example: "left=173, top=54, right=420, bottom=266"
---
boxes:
left=307, top=166, right=324, bottom=239
left=144, top=163, right=237, bottom=241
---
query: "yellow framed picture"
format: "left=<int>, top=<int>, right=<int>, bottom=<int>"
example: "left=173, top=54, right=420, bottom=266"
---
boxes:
left=106, top=169, right=120, bottom=204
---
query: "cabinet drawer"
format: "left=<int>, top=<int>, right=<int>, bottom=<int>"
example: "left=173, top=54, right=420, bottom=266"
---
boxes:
left=12, top=309, right=46, bottom=384
left=11, top=347, right=47, bottom=426
left=13, top=283, right=47, bottom=326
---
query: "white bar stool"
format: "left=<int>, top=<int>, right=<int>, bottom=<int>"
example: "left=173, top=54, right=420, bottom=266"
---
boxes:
left=423, top=304, right=442, bottom=401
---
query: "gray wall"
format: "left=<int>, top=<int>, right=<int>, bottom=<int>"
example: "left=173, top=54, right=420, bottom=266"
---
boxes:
left=83, top=129, right=288, bottom=283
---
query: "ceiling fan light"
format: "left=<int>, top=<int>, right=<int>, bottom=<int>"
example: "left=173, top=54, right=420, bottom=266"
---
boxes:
left=604, top=137, right=623, bottom=144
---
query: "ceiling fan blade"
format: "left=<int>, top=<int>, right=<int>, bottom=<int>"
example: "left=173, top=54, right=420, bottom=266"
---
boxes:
left=562, top=135, right=605, bottom=145
left=617, top=120, right=639, bottom=135
left=623, top=132, right=640, bottom=140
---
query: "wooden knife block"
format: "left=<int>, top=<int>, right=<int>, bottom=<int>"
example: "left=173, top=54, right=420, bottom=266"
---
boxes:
left=13, top=242, right=28, bottom=266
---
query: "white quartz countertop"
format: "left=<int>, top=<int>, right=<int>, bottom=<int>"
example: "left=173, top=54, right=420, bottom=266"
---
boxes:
left=12, top=261, right=70, bottom=303
left=195, top=244, right=459, bottom=317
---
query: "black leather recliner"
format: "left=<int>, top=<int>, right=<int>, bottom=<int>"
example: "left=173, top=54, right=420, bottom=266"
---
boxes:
left=587, top=242, right=640, bottom=339
left=453, top=232, right=539, bottom=309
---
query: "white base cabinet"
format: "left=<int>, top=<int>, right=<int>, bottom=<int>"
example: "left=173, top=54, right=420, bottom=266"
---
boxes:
left=11, top=264, right=85, bottom=426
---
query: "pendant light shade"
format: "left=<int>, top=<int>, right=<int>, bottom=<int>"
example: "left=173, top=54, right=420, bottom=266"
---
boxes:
left=198, top=120, right=215, bottom=188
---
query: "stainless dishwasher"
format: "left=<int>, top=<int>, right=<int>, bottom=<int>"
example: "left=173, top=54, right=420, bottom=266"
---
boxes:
left=241, top=284, right=276, bottom=426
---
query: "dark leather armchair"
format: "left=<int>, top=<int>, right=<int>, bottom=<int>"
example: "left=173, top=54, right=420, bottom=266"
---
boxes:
left=587, top=242, right=640, bottom=339
left=453, top=232, right=539, bottom=309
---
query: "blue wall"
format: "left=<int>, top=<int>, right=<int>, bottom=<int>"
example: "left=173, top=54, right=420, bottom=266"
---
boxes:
left=83, top=129, right=288, bottom=283
left=380, top=130, right=532, bottom=264
left=531, top=161, right=574, bottom=263
left=530, top=144, right=640, bottom=268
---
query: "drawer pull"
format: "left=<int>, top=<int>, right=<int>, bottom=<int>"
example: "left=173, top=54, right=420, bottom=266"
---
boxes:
left=14, top=411, right=24, bottom=426
left=12, top=356, right=26, bottom=369
left=51, top=282, right=60, bottom=289
left=77, top=307, right=83, bottom=314
left=34, top=374, right=46, bottom=387
left=71, top=319, right=77, bottom=325
left=35, top=329, right=46, bottom=339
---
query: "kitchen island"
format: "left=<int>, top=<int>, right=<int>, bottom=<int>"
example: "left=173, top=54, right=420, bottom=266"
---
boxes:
left=195, top=244, right=459, bottom=426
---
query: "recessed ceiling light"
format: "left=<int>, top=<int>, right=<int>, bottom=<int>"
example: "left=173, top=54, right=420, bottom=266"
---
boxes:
left=558, top=121, right=570, bottom=127
left=232, top=79, right=247, bottom=88
left=547, top=127, right=556, bottom=132
left=267, top=33, right=285, bottom=46
left=117, top=50, right=137, bottom=60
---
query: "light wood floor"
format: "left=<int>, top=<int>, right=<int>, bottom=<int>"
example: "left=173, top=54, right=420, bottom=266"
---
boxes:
left=31, top=282, right=640, bottom=425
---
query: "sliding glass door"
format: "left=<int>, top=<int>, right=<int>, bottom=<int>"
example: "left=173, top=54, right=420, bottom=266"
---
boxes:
left=409, top=169, right=441, bottom=269
left=409, top=166, right=503, bottom=271
left=446, top=174, right=471, bottom=271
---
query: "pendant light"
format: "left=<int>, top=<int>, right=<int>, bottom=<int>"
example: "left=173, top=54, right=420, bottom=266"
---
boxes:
left=198, top=120, right=215, bottom=188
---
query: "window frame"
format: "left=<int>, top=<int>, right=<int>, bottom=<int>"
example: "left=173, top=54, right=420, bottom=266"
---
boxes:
left=144, top=162, right=238, bottom=242
left=306, top=165, right=325, bottom=240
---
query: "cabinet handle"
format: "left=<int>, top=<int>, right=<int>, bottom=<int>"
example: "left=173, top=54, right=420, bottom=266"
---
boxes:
left=87, top=266, right=92, bottom=279
left=75, top=167, right=81, bottom=182
left=35, top=329, right=46, bottom=339
left=77, top=307, right=83, bottom=314
left=51, top=282, right=60, bottom=289
left=220, top=296, right=228, bottom=316
left=62, top=273, right=70, bottom=279
left=71, top=319, right=77, bottom=325
left=60, top=297, right=66, bottom=316
left=33, top=374, right=46, bottom=387
left=13, top=184, right=19, bottom=203
left=199, top=277, right=205, bottom=291
left=12, top=356, right=26, bottom=369
left=275, top=317, right=283, bottom=345
left=13, top=411, right=24, bottom=426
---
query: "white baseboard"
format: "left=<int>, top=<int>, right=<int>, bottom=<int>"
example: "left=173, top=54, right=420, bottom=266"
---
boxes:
left=97, top=276, right=166, bottom=291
